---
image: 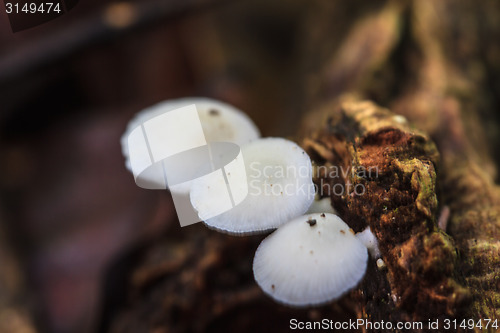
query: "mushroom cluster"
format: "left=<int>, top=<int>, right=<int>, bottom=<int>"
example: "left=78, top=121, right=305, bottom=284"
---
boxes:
left=121, top=97, right=381, bottom=307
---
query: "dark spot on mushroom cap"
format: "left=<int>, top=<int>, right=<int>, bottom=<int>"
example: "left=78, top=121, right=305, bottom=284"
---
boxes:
left=320, top=213, right=326, bottom=218
left=307, top=219, right=317, bottom=227
left=340, top=230, right=346, bottom=234
left=209, top=109, right=219, bottom=116
left=271, top=284, right=275, bottom=290
left=310, top=250, right=314, bottom=255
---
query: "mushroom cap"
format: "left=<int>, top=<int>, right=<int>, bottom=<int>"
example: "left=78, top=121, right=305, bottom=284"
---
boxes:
left=253, top=213, right=368, bottom=306
left=190, top=137, right=315, bottom=235
left=121, top=97, right=260, bottom=172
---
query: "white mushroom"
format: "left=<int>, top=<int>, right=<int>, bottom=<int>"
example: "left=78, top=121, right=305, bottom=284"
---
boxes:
left=190, top=137, right=315, bottom=235
left=253, top=213, right=368, bottom=306
left=121, top=97, right=260, bottom=173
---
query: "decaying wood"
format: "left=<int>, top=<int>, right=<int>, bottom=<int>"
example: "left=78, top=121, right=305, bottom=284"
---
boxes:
left=302, top=97, right=471, bottom=325
left=105, top=225, right=358, bottom=333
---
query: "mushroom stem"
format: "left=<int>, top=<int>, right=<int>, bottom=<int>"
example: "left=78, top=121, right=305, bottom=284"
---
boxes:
left=355, top=226, right=381, bottom=258
left=306, top=197, right=337, bottom=215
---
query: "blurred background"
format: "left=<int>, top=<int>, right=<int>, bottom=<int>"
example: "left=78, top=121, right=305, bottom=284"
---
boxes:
left=1, top=0, right=500, bottom=332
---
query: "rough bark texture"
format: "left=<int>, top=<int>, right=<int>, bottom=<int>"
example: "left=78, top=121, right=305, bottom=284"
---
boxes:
left=302, top=98, right=469, bottom=321
left=300, top=0, right=500, bottom=325
left=302, top=97, right=482, bottom=328
left=103, top=224, right=359, bottom=333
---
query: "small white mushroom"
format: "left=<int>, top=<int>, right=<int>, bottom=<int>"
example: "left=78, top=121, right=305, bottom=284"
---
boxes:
left=355, top=226, right=381, bottom=259
left=306, top=196, right=337, bottom=215
left=121, top=97, right=260, bottom=173
left=190, top=138, right=315, bottom=234
left=253, top=213, right=368, bottom=306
